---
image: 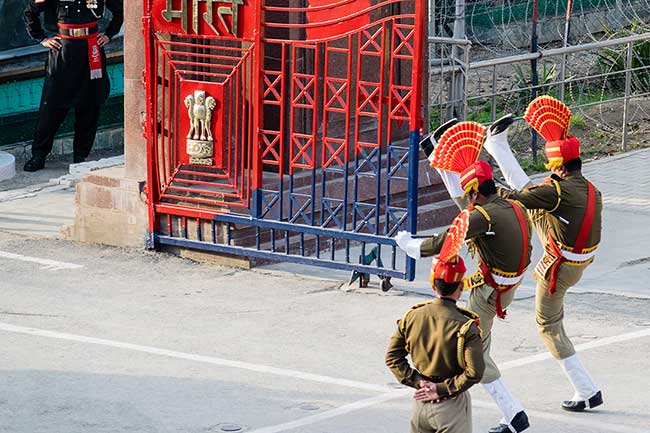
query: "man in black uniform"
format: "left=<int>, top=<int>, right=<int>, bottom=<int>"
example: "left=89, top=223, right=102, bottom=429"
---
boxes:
left=23, top=0, right=123, bottom=172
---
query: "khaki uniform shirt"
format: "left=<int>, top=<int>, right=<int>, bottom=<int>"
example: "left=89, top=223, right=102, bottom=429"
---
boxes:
left=385, top=298, right=485, bottom=397
left=499, top=173, right=602, bottom=249
left=420, top=196, right=532, bottom=273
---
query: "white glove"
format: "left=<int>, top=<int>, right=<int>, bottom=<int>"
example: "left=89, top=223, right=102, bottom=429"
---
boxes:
left=484, top=117, right=530, bottom=191
left=395, top=230, right=424, bottom=259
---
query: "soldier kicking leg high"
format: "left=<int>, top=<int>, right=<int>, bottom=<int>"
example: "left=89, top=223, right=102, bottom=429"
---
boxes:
left=396, top=120, right=532, bottom=433
left=483, top=96, right=604, bottom=412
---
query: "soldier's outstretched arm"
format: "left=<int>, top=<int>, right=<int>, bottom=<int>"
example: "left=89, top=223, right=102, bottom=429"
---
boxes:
left=498, top=179, right=561, bottom=212
left=435, top=324, right=485, bottom=397
left=483, top=114, right=533, bottom=191
left=396, top=208, right=489, bottom=259
left=385, top=328, right=424, bottom=388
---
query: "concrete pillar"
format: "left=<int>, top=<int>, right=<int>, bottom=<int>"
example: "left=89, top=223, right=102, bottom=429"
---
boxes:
left=123, top=0, right=147, bottom=179
left=63, top=1, right=149, bottom=248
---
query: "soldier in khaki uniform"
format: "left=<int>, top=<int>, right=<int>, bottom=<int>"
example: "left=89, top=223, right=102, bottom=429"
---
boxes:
left=386, top=254, right=484, bottom=433
left=397, top=122, right=532, bottom=433
left=484, top=99, right=603, bottom=412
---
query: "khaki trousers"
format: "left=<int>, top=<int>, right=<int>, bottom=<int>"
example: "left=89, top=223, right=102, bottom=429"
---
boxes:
left=530, top=211, right=589, bottom=360
left=465, top=283, right=517, bottom=383
left=535, top=263, right=587, bottom=359
left=410, top=392, right=472, bottom=433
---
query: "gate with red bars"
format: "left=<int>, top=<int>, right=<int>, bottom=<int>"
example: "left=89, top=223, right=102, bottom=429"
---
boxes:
left=143, top=0, right=427, bottom=281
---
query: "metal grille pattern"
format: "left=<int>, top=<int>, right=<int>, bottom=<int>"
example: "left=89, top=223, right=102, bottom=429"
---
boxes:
left=144, top=0, right=426, bottom=280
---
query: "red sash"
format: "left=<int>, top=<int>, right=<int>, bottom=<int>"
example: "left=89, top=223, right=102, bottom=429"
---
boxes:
left=57, top=22, right=103, bottom=80
left=546, top=181, right=597, bottom=295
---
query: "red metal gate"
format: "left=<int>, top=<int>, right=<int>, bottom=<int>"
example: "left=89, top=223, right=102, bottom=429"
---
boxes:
left=143, top=0, right=427, bottom=280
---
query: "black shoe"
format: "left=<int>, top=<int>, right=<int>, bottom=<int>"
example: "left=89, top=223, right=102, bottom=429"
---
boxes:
left=73, top=155, right=86, bottom=164
left=419, top=118, right=458, bottom=157
left=23, top=157, right=46, bottom=172
left=562, top=390, right=603, bottom=412
left=489, top=113, right=515, bottom=136
left=488, top=411, right=529, bottom=433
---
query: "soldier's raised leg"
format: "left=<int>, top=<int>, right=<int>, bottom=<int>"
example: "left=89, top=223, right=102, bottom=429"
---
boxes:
left=483, top=100, right=603, bottom=412
left=407, top=119, right=531, bottom=433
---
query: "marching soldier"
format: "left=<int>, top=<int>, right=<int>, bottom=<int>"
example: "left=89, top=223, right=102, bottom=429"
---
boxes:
left=484, top=96, right=604, bottom=412
left=386, top=254, right=484, bottom=433
left=23, top=0, right=124, bottom=172
left=396, top=121, right=532, bottom=433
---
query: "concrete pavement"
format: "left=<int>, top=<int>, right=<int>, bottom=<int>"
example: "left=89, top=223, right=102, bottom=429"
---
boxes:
left=0, top=148, right=649, bottom=433
left=0, top=234, right=649, bottom=433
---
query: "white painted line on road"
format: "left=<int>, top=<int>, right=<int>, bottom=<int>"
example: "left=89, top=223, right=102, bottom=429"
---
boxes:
left=0, top=250, right=83, bottom=271
left=2, top=323, right=649, bottom=432
left=245, top=328, right=650, bottom=433
left=499, top=327, right=650, bottom=370
left=0, top=322, right=387, bottom=393
left=246, top=389, right=411, bottom=433
left=472, top=400, right=648, bottom=433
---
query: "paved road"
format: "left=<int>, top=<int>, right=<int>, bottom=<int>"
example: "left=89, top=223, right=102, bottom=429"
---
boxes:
left=0, top=234, right=649, bottom=433
left=0, top=149, right=649, bottom=432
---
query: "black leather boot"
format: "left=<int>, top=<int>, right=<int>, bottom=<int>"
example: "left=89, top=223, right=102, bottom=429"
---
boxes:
left=23, top=157, right=46, bottom=172
left=562, top=390, right=603, bottom=412
left=488, top=411, right=529, bottom=433
left=489, top=113, right=516, bottom=136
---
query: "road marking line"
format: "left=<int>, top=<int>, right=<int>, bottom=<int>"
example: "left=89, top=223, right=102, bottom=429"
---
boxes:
left=246, top=389, right=411, bottom=433
left=0, top=251, right=83, bottom=271
left=499, top=328, right=650, bottom=370
left=246, top=328, right=650, bottom=433
left=0, top=322, right=387, bottom=393
left=472, top=400, right=647, bottom=433
left=2, top=323, right=649, bottom=432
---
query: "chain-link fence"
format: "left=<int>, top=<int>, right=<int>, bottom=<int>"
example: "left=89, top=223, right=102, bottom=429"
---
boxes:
left=428, top=28, right=650, bottom=168
left=430, top=0, right=650, bottom=56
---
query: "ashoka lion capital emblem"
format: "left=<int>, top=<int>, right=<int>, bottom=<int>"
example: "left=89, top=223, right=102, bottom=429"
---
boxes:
left=185, top=90, right=217, bottom=165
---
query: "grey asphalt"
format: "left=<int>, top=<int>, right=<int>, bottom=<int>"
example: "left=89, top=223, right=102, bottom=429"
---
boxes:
left=0, top=150, right=649, bottom=432
left=0, top=234, right=649, bottom=433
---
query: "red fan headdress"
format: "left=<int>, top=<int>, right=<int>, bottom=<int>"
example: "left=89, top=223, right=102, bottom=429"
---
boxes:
left=524, top=96, right=579, bottom=170
left=431, top=121, right=489, bottom=196
left=430, top=209, right=470, bottom=287
left=432, top=121, right=487, bottom=173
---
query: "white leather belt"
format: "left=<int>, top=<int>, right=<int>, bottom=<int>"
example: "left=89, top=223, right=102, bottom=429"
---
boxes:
left=561, top=248, right=597, bottom=262
left=491, top=273, right=524, bottom=286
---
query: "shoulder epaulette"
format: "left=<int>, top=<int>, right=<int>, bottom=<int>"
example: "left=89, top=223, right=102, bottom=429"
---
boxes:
left=456, top=308, right=481, bottom=369
left=529, top=176, right=562, bottom=212
left=456, top=306, right=480, bottom=322
left=548, top=177, right=562, bottom=212
left=399, top=301, right=432, bottom=333
left=471, top=204, right=492, bottom=233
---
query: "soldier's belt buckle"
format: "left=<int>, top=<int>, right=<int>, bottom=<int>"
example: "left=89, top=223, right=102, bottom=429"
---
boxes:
left=70, top=28, right=88, bottom=37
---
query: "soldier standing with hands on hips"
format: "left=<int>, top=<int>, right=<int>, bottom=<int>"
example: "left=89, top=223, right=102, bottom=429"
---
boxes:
left=23, top=0, right=124, bottom=172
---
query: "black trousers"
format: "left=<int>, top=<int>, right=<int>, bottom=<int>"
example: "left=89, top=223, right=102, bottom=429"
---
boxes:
left=31, top=103, right=101, bottom=161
